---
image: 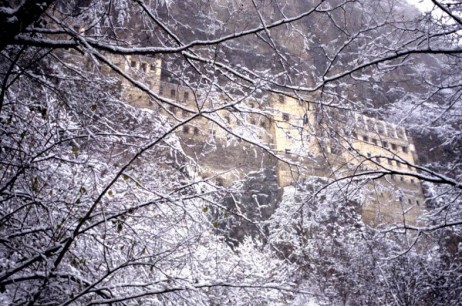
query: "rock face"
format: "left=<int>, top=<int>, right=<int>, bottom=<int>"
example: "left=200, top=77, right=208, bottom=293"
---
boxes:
left=220, top=168, right=283, bottom=245
left=113, top=0, right=446, bottom=240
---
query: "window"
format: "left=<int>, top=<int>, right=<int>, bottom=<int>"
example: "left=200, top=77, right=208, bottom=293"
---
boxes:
left=279, top=95, right=285, bottom=103
left=170, top=89, right=176, bottom=98
left=391, top=143, right=397, bottom=150
left=150, top=64, right=157, bottom=71
left=260, top=121, right=266, bottom=128
left=224, top=116, right=231, bottom=124
left=303, top=113, right=309, bottom=125
left=416, top=200, right=420, bottom=206
left=169, top=106, right=177, bottom=115
left=130, top=61, right=137, bottom=68
left=159, top=86, right=164, bottom=95
left=396, top=161, right=401, bottom=168
left=250, top=118, right=256, bottom=125
left=410, top=179, right=415, bottom=184
left=367, top=152, right=371, bottom=158
left=375, top=157, right=381, bottom=163
left=182, top=126, right=190, bottom=134
left=387, top=159, right=392, bottom=165
left=382, top=141, right=388, bottom=148
left=194, top=127, right=199, bottom=135
left=402, top=146, right=408, bottom=153
left=372, top=139, right=378, bottom=145
left=408, top=199, right=412, bottom=204
left=352, top=131, right=357, bottom=139
left=282, top=113, right=290, bottom=121
left=184, top=92, right=190, bottom=101
left=400, top=177, right=404, bottom=182
left=363, top=135, right=369, bottom=142
left=399, top=196, right=403, bottom=202
left=285, top=149, right=291, bottom=155
left=141, top=63, right=147, bottom=72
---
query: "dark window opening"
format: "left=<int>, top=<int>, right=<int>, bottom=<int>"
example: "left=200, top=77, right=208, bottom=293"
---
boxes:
left=382, top=141, right=388, bottom=148
left=363, top=135, right=369, bottom=142
left=372, top=139, right=378, bottom=145
left=285, top=149, right=291, bottom=155
left=184, top=92, right=190, bottom=101
left=331, top=144, right=342, bottom=155
left=182, top=126, right=190, bottom=134
left=130, top=61, right=137, bottom=68
left=279, top=95, right=285, bottom=103
left=282, top=113, right=290, bottom=121
left=141, top=63, right=147, bottom=72
left=391, top=143, right=397, bottom=150
left=402, top=146, right=408, bottom=153
left=170, top=89, right=176, bottom=98
left=194, top=127, right=199, bottom=135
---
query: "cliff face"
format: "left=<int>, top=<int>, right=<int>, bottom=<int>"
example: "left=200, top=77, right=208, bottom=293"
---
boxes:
left=117, top=0, right=451, bottom=237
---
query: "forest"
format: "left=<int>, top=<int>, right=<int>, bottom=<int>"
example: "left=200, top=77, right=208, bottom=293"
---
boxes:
left=0, top=0, right=461, bottom=305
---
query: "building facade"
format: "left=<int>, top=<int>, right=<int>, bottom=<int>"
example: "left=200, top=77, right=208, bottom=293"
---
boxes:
left=117, top=55, right=425, bottom=226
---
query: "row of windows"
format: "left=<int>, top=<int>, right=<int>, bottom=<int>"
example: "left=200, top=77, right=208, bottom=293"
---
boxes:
left=398, top=196, right=421, bottom=206
left=356, top=117, right=405, bottom=139
left=281, top=112, right=310, bottom=125
left=182, top=125, right=200, bottom=136
left=159, top=86, right=191, bottom=101
left=277, top=95, right=313, bottom=109
left=366, top=154, right=416, bottom=171
left=129, top=61, right=157, bottom=73
left=379, top=192, right=421, bottom=206
left=356, top=133, right=409, bottom=153
left=389, top=174, right=418, bottom=185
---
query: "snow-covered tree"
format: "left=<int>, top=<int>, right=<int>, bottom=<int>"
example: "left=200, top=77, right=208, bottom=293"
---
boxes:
left=1, top=0, right=461, bottom=304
